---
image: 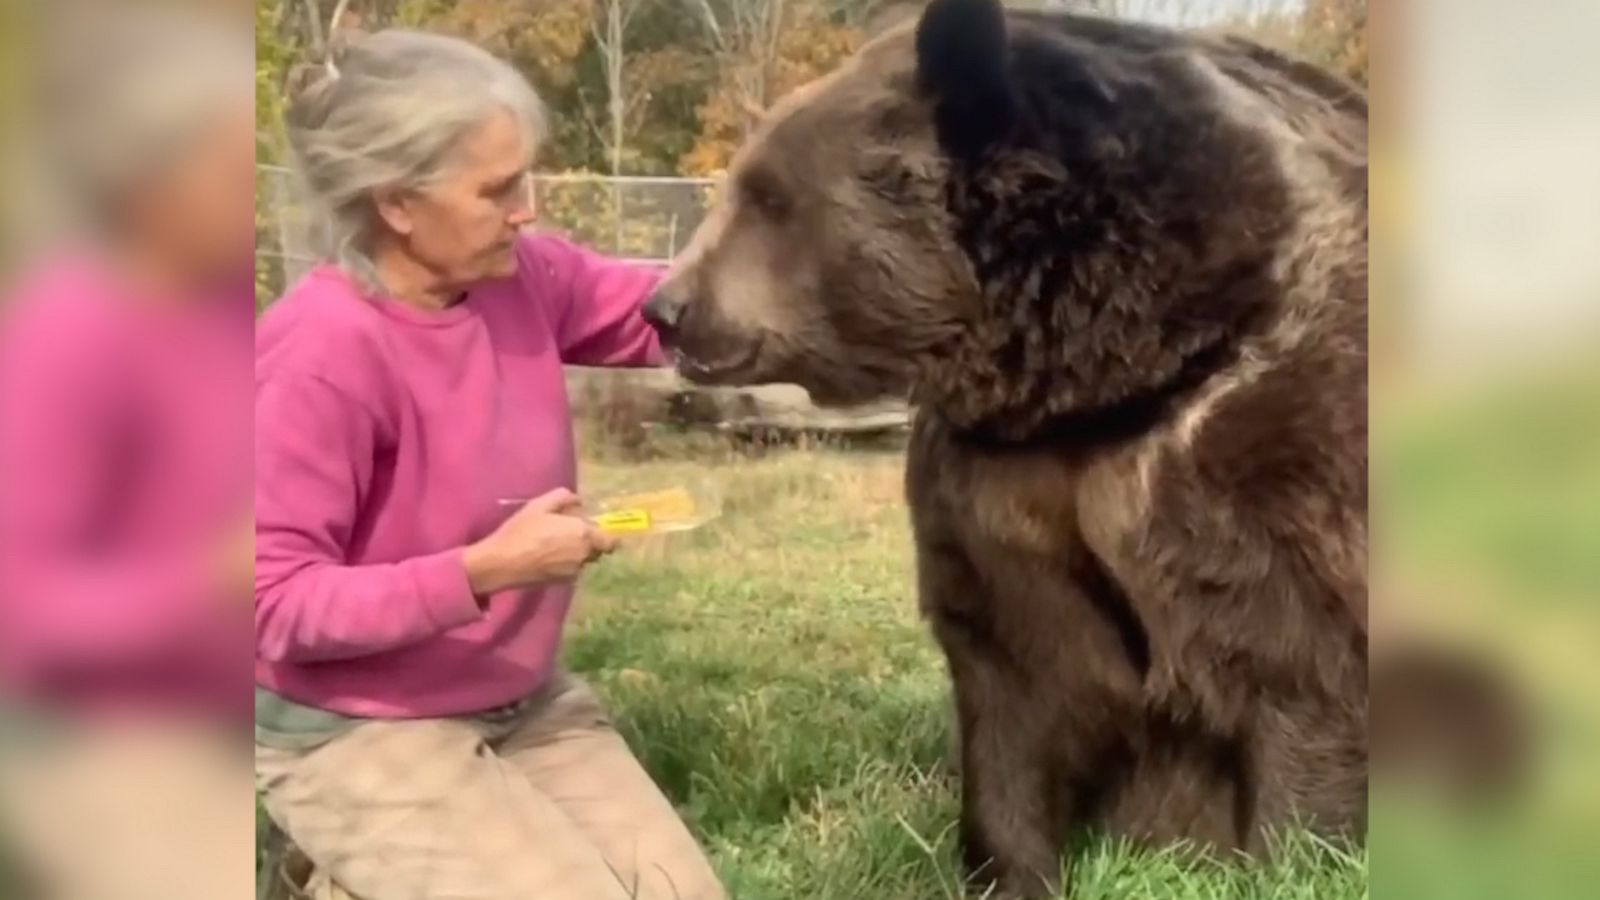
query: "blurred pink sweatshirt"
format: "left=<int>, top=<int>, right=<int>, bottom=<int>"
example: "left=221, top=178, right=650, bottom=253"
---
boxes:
left=0, top=254, right=255, bottom=719
left=253, top=234, right=662, bottom=718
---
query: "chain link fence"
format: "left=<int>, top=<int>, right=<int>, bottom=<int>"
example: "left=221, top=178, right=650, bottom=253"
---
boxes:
left=255, top=165, right=717, bottom=303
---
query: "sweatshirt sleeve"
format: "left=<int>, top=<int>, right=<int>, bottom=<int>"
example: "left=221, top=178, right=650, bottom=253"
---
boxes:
left=253, top=373, right=483, bottom=664
left=0, top=331, right=226, bottom=675
left=529, top=235, right=666, bottom=368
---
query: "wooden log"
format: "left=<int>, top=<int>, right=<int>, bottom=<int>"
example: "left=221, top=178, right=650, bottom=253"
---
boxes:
left=563, top=366, right=911, bottom=436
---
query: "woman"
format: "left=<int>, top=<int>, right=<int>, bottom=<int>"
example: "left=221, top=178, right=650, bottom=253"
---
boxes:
left=252, top=29, right=724, bottom=900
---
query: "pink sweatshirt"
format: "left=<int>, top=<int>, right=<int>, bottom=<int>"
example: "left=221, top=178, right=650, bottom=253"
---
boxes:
left=0, top=254, right=255, bottom=719
left=253, top=234, right=662, bottom=717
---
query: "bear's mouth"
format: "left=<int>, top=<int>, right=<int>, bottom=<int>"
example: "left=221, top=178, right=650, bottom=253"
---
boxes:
left=673, top=334, right=769, bottom=385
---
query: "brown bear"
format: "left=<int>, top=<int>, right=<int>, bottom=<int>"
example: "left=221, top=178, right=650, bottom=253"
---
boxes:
left=644, top=0, right=1367, bottom=895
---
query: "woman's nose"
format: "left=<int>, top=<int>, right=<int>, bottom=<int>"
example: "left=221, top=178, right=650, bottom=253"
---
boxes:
left=509, top=180, right=538, bottom=227
left=508, top=202, right=537, bottom=228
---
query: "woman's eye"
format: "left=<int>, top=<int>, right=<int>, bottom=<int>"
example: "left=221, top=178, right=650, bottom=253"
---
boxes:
left=488, top=173, right=526, bottom=200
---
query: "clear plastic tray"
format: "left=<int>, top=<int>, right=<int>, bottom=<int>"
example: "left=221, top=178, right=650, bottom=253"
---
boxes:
left=499, top=476, right=722, bottom=537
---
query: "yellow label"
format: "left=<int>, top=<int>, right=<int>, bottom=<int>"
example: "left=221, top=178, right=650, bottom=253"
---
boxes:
left=593, top=508, right=653, bottom=534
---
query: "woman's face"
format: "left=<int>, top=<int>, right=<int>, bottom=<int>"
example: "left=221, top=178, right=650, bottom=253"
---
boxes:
left=378, top=109, right=538, bottom=287
left=123, top=101, right=258, bottom=287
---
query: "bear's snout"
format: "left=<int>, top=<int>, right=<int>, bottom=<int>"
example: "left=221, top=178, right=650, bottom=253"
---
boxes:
left=642, top=289, right=687, bottom=339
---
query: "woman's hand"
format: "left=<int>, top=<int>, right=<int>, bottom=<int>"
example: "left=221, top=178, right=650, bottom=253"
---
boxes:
left=462, top=488, right=617, bottom=596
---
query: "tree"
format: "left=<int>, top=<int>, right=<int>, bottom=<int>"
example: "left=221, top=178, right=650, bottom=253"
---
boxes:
left=256, top=0, right=302, bottom=305
left=679, top=0, right=866, bottom=174
left=583, top=0, right=646, bottom=175
left=1208, top=0, right=1367, bottom=87
left=580, top=0, right=646, bottom=250
left=688, top=0, right=790, bottom=141
left=1300, top=0, right=1367, bottom=86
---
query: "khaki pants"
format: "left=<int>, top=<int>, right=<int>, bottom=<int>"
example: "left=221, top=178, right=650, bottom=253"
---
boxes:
left=255, top=673, right=726, bottom=900
left=0, top=717, right=256, bottom=900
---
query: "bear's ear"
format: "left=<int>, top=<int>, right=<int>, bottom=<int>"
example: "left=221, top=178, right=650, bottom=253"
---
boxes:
left=915, top=0, right=1015, bottom=161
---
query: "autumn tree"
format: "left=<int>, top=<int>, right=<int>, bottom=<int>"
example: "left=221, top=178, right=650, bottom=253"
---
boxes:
left=679, top=0, right=869, bottom=175
left=256, top=0, right=303, bottom=303
left=583, top=0, right=644, bottom=176
left=1298, top=0, right=1367, bottom=86
left=1207, top=0, right=1368, bottom=87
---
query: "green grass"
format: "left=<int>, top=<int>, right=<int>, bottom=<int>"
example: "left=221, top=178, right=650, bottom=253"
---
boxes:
left=1370, top=362, right=1600, bottom=900
left=566, top=436, right=1369, bottom=899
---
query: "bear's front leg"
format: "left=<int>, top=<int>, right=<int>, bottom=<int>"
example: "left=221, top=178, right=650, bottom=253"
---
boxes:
left=909, top=439, right=1073, bottom=897
left=949, top=656, right=1063, bottom=899
left=919, top=544, right=1065, bottom=898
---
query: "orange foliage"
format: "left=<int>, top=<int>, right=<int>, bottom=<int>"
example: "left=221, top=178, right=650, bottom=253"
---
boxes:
left=1218, top=0, right=1367, bottom=87
left=407, top=0, right=591, bottom=89
left=680, top=1, right=864, bottom=176
left=1299, top=0, right=1367, bottom=86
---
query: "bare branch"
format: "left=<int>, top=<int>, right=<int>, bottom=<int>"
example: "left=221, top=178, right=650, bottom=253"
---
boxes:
left=301, top=0, right=325, bottom=54
left=579, top=91, right=609, bottom=143
left=688, top=0, right=727, bottom=51
left=620, top=0, right=643, bottom=33
left=590, top=8, right=610, bottom=52
left=327, top=0, right=352, bottom=40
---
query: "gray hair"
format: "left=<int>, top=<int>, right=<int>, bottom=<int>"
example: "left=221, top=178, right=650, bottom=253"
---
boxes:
left=284, top=29, right=548, bottom=286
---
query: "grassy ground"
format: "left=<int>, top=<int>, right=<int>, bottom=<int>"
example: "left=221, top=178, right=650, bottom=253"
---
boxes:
left=1370, top=362, right=1600, bottom=900
left=566, top=430, right=1369, bottom=900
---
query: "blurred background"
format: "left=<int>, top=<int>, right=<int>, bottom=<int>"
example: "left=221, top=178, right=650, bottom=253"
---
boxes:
left=1370, top=2, right=1600, bottom=899
left=1, top=2, right=256, bottom=899
left=2, top=0, right=1596, bottom=897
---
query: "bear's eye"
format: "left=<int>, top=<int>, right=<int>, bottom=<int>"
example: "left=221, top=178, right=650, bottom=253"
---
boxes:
left=739, top=169, right=791, bottom=221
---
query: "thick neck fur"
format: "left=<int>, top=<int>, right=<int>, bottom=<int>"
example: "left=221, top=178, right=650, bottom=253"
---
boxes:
left=915, top=138, right=1294, bottom=445
left=907, top=23, right=1328, bottom=446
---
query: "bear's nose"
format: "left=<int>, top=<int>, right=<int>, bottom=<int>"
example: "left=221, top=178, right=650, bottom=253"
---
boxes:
left=642, top=290, right=686, bottom=335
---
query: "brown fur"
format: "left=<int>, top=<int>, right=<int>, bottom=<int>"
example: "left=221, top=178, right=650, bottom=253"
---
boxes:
left=647, top=2, right=1368, bottom=895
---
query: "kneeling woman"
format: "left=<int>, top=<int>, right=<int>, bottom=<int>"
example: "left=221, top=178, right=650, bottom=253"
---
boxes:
left=254, top=29, right=723, bottom=900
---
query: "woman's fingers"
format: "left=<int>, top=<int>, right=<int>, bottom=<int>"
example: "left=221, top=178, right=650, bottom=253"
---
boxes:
left=527, top=487, right=582, bottom=516
left=588, top=525, right=620, bottom=557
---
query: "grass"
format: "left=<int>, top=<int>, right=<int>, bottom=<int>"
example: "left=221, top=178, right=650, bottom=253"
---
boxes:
left=1370, top=361, right=1600, bottom=900
left=563, top=428, right=1369, bottom=899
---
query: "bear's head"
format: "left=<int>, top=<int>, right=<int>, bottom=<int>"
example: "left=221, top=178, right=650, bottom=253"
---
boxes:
left=646, top=0, right=1363, bottom=441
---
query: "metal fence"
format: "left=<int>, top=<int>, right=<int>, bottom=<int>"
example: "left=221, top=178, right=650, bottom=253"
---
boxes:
left=255, top=165, right=717, bottom=300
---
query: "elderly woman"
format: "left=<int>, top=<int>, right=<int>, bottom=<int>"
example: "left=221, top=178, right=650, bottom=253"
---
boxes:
left=253, top=29, right=724, bottom=900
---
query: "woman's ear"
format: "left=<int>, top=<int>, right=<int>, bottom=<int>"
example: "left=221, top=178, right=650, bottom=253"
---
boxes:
left=373, top=186, right=415, bottom=238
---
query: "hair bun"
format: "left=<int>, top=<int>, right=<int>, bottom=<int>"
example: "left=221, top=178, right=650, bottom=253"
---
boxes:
left=286, top=60, right=331, bottom=95
left=284, top=59, right=340, bottom=129
left=285, top=25, right=373, bottom=123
